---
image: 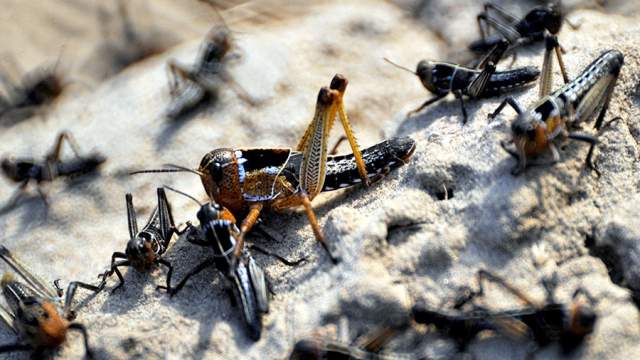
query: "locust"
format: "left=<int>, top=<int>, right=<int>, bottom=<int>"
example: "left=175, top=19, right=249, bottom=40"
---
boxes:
left=489, top=34, right=624, bottom=175
left=157, top=187, right=302, bottom=341
left=469, top=1, right=577, bottom=71
left=386, top=39, right=540, bottom=123
left=98, top=188, right=182, bottom=292
left=164, top=3, right=256, bottom=120
left=0, top=57, right=65, bottom=126
left=412, top=269, right=597, bottom=356
left=132, top=74, right=416, bottom=264
left=0, top=246, right=103, bottom=358
left=0, top=131, right=106, bottom=212
left=289, top=324, right=407, bottom=360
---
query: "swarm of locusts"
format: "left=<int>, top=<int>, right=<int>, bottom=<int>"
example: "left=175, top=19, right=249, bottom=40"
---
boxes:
left=0, top=0, right=630, bottom=358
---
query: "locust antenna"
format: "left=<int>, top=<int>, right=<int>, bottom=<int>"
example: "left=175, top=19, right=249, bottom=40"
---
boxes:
left=383, top=58, right=417, bottom=75
left=130, top=164, right=203, bottom=176
left=163, top=185, right=203, bottom=206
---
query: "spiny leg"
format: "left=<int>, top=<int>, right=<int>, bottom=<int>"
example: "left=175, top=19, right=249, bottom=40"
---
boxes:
left=476, top=269, right=540, bottom=307
left=100, top=255, right=130, bottom=293
left=299, top=192, right=338, bottom=264
left=407, top=95, right=445, bottom=117
left=540, top=35, right=569, bottom=99
left=156, top=258, right=174, bottom=292
left=63, top=280, right=104, bottom=319
left=467, top=40, right=507, bottom=99
left=125, top=193, right=138, bottom=239
left=160, top=258, right=215, bottom=295
left=48, top=131, right=82, bottom=161
left=483, top=3, right=519, bottom=24
left=568, top=132, right=599, bottom=175
left=454, top=90, right=469, bottom=124
left=296, top=86, right=339, bottom=198
left=233, top=203, right=264, bottom=259
left=156, top=187, right=177, bottom=240
left=488, top=96, right=524, bottom=119
left=330, top=74, right=370, bottom=185
left=247, top=243, right=306, bottom=266
left=476, top=13, right=521, bottom=43
left=67, top=323, right=94, bottom=359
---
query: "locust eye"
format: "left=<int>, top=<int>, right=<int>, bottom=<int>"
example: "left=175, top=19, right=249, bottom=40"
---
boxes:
left=208, top=162, right=223, bottom=182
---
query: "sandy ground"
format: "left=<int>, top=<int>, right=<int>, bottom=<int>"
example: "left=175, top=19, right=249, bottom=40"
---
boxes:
left=1, top=0, right=640, bottom=359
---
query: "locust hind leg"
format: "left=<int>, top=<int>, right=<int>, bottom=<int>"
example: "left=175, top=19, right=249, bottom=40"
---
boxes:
left=539, top=35, right=569, bottom=99
left=272, top=193, right=339, bottom=264
left=48, top=131, right=82, bottom=161
left=330, top=74, right=370, bottom=186
left=457, top=269, right=541, bottom=308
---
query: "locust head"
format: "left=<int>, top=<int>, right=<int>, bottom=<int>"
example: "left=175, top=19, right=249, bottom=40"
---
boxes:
left=416, top=60, right=436, bottom=93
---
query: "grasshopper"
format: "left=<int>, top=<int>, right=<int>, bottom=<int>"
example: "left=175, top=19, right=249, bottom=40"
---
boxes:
left=386, top=39, right=540, bottom=123
left=157, top=187, right=302, bottom=341
left=133, top=74, right=416, bottom=264
left=0, top=131, right=106, bottom=212
left=99, top=188, right=182, bottom=292
left=0, top=246, right=103, bottom=358
left=0, top=55, right=66, bottom=126
left=289, top=324, right=409, bottom=360
left=415, top=269, right=597, bottom=355
left=164, top=2, right=256, bottom=120
left=469, top=2, right=575, bottom=56
left=489, top=35, right=624, bottom=175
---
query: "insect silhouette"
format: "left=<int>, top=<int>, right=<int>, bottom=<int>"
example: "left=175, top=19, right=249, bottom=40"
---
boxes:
left=447, top=270, right=595, bottom=354
left=489, top=36, right=624, bottom=175
left=0, top=246, right=103, bottom=358
left=0, top=131, right=106, bottom=212
left=156, top=187, right=302, bottom=341
left=98, top=188, right=182, bottom=292
left=289, top=324, right=407, bottom=360
left=385, top=39, right=540, bottom=123
left=0, top=57, right=65, bottom=126
left=164, top=2, right=256, bottom=120
left=469, top=1, right=577, bottom=71
left=412, top=270, right=597, bottom=356
left=132, top=74, right=416, bottom=264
